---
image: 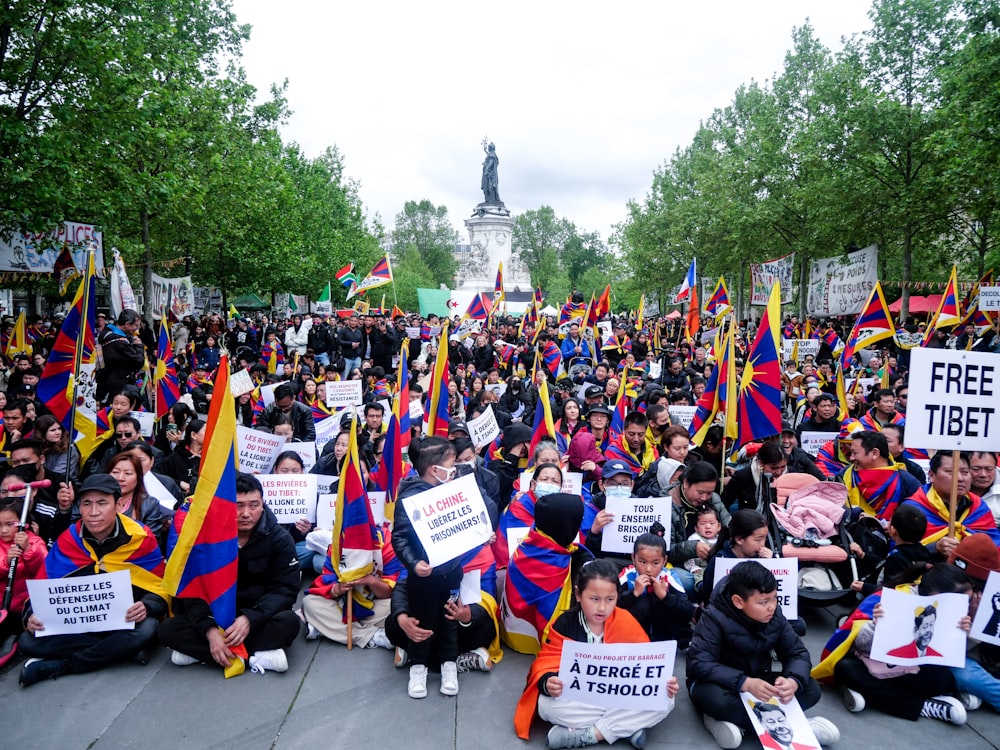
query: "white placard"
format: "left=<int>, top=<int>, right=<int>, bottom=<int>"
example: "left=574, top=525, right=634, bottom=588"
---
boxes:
left=284, top=441, right=317, bottom=473
left=740, top=693, right=820, bottom=750
left=405, top=326, right=421, bottom=339
left=399, top=473, right=492, bottom=567
left=781, top=338, right=821, bottom=362
left=519, top=471, right=584, bottom=497
left=905, top=348, right=998, bottom=452
left=26, top=570, right=134, bottom=637
left=648, top=362, right=662, bottom=380
left=235, top=426, right=287, bottom=473
left=229, top=368, right=255, bottom=397
left=144, top=472, right=177, bottom=512
left=601, top=497, right=670, bottom=554
left=713, top=558, right=799, bottom=620
left=979, top=285, right=1000, bottom=311
left=313, top=489, right=386, bottom=531
left=260, top=473, right=318, bottom=523
left=368, top=491, right=387, bottom=526
left=484, top=382, right=507, bottom=398
left=314, top=415, right=339, bottom=453
left=507, top=526, right=530, bottom=559
left=667, top=406, right=697, bottom=429
left=408, top=399, right=425, bottom=421
left=558, top=640, right=676, bottom=711
left=971, top=571, right=1000, bottom=646
left=870, top=587, right=968, bottom=667
left=314, top=474, right=339, bottom=497
left=128, top=411, right=155, bottom=438
left=467, top=405, right=501, bottom=449
left=259, top=382, right=281, bottom=408
left=845, top=377, right=877, bottom=401
left=459, top=568, right=482, bottom=605
left=325, top=380, right=364, bottom=409
left=798, top=431, right=832, bottom=457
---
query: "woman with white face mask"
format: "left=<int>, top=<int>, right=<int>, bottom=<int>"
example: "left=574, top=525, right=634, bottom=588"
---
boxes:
left=580, top=459, right=639, bottom=566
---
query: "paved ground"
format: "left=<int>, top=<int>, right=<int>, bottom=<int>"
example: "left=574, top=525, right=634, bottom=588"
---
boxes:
left=2, top=600, right=998, bottom=749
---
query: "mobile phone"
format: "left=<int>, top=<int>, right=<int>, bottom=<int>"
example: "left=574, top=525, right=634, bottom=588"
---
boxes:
left=446, top=590, right=460, bottom=605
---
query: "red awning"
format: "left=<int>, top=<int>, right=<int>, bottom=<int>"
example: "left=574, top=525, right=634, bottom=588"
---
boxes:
left=888, top=294, right=942, bottom=314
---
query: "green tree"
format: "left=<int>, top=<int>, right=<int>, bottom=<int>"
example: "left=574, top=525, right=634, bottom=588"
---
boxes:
left=392, top=200, right=458, bottom=287
left=392, top=244, right=438, bottom=312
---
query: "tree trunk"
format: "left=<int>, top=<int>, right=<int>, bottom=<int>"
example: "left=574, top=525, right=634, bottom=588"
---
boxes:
left=900, top=222, right=912, bottom=322
left=798, top=254, right=808, bottom=320
left=141, top=207, right=153, bottom=323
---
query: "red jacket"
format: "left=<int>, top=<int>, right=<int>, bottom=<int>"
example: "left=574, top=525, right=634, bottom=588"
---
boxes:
left=0, top=531, right=48, bottom=614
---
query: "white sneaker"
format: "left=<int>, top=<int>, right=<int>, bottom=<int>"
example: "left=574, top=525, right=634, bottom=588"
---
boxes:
left=394, top=646, right=409, bottom=669
left=807, top=717, right=840, bottom=746
left=365, top=627, right=393, bottom=650
left=408, top=664, right=428, bottom=698
left=440, top=660, right=459, bottom=696
left=248, top=648, right=288, bottom=674
left=304, top=623, right=320, bottom=640
left=958, top=691, right=982, bottom=711
left=920, top=695, right=967, bottom=725
left=841, top=686, right=865, bottom=713
left=703, top=715, right=742, bottom=749
left=170, top=650, right=199, bottom=667
left=456, top=647, right=492, bottom=673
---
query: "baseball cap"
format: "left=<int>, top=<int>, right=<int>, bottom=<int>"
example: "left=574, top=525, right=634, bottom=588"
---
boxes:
left=78, top=473, right=122, bottom=500
left=448, top=420, right=470, bottom=437
left=602, top=459, right=633, bottom=481
left=587, top=403, right=612, bottom=418
left=584, top=385, right=604, bottom=399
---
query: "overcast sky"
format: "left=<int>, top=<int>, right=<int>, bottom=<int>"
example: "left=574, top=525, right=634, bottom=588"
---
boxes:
left=231, top=1, right=874, bottom=244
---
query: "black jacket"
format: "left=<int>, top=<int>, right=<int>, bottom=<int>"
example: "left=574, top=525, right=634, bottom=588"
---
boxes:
left=686, top=577, right=812, bottom=692
left=171, top=506, right=299, bottom=634
left=337, top=326, right=363, bottom=359
left=256, top=401, right=316, bottom=442
left=96, top=324, right=146, bottom=402
left=618, top=575, right=694, bottom=646
left=392, top=476, right=462, bottom=574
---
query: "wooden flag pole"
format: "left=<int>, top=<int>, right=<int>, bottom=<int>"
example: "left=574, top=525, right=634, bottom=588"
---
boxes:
left=345, top=589, right=354, bottom=651
left=947, top=449, right=960, bottom=538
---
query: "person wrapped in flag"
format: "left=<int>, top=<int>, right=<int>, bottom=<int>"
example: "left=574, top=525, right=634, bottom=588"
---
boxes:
left=260, top=328, right=285, bottom=374
left=604, top=411, right=659, bottom=479
left=17, top=473, right=169, bottom=687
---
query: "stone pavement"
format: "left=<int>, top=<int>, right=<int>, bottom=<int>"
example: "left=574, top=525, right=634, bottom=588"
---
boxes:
left=2, top=603, right=999, bottom=750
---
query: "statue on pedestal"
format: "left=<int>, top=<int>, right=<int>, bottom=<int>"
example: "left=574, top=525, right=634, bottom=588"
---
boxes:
left=481, top=140, right=500, bottom=204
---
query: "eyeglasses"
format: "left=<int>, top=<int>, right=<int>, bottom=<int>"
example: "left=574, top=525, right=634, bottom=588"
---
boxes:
left=115, top=432, right=135, bottom=439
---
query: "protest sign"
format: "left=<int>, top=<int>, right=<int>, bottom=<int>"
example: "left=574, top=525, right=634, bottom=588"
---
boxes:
left=980, top=285, right=1000, bottom=311
left=27, top=570, right=134, bottom=637
left=258, top=382, right=281, bottom=409
left=971, top=571, right=1000, bottom=646
left=845, top=377, right=878, bottom=401
left=260, top=474, right=318, bottom=523
left=905, top=348, right=997, bottom=451
left=235, top=426, right=287, bottom=473
left=409, top=399, right=424, bottom=421
left=667, top=406, right=697, bottom=429
left=751, top=253, right=795, bottom=306
left=519, top=471, right=583, bottom=497
left=468, top=405, right=501, bottom=449
left=713, top=558, right=799, bottom=620
left=648, top=361, right=662, bottom=380
left=781, top=338, right=821, bottom=363
left=798, top=431, right=832, bottom=458
left=128, top=411, right=155, bottom=438
left=459, top=568, right=482, bottom=605
left=314, top=415, right=339, bottom=453
left=558, top=640, right=676, bottom=712
left=284, top=442, right=317, bottom=473
left=869, top=587, right=968, bottom=667
left=399, top=473, right=492, bottom=567
left=144, top=473, right=177, bottom=512
left=601, top=497, right=670, bottom=554
left=405, top=326, right=421, bottom=339
left=484, top=382, right=507, bottom=398
left=314, top=489, right=386, bottom=530
left=325, top=380, right=364, bottom=409
left=807, top=244, right=878, bottom=316
left=741, top=693, right=820, bottom=750
left=229, top=368, right=255, bottom=397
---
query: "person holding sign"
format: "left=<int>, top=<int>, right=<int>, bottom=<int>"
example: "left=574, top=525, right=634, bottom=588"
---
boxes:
left=17, top=474, right=169, bottom=687
left=900, top=452, right=1000, bottom=560
left=514, top=560, right=679, bottom=749
left=687, top=562, right=837, bottom=749
left=391, top=437, right=467, bottom=698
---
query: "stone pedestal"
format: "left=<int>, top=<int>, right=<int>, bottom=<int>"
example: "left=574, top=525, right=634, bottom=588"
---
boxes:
left=459, top=204, right=530, bottom=294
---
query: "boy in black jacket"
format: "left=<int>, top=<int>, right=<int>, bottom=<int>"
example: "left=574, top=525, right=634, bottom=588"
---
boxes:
left=686, top=562, right=839, bottom=749
left=617, top=533, right=694, bottom=648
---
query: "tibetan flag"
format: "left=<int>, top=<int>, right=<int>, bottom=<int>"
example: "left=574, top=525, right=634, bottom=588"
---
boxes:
left=922, top=266, right=961, bottom=344
left=812, top=591, right=881, bottom=682
left=528, top=378, right=557, bottom=457
left=673, top=259, right=696, bottom=304
left=52, top=243, right=80, bottom=295
left=594, top=285, right=611, bottom=321
left=335, top=262, right=357, bottom=289
left=164, top=354, right=242, bottom=645
left=393, top=341, right=412, bottom=450
left=635, top=295, right=646, bottom=331
left=608, top=377, right=629, bottom=444
left=539, top=339, right=563, bottom=380
left=348, top=254, right=393, bottom=299
left=154, top=321, right=180, bottom=421
left=534, top=287, right=544, bottom=307
left=425, top=322, right=450, bottom=437
left=464, top=292, right=492, bottom=321
left=686, top=284, right=700, bottom=338
left=838, top=281, right=895, bottom=369
left=558, top=298, right=587, bottom=327
left=6, top=311, right=32, bottom=358
left=689, top=325, right=735, bottom=444
left=322, top=414, right=380, bottom=620
left=494, top=262, right=505, bottom=304
left=735, top=283, right=783, bottom=449
left=706, top=276, right=733, bottom=318
left=371, top=412, right=404, bottom=519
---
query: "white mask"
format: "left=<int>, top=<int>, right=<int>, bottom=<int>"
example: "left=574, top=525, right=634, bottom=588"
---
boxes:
left=534, top=482, right=560, bottom=498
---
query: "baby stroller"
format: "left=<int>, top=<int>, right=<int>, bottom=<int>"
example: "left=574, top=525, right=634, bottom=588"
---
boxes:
left=759, top=473, right=860, bottom=609
left=566, top=355, right=595, bottom=380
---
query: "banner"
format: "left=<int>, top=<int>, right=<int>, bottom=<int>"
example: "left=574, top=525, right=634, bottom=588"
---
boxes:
left=399, top=473, right=492, bottom=567
left=713, top=557, right=799, bottom=619
left=325, top=380, right=364, bottom=409
left=110, top=249, right=138, bottom=319
left=557, top=640, right=676, bottom=711
left=192, top=286, right=223, bottom=315
left=235, top=426, right=287, bottom=473
left=467, top=405, right=501, bottom=449
left=806, top=244, right=878, bottom=316
left=149, top=273, right=194, bottom=321
left=26, top=570, right=134, bottom=636
left=970, top=571, right=1000, bottom=646
left=260, top=473, right=318, bottom=524
left=750, top=253, right=795, bottom=306
left=601, top=497, right=670, bottom=554
left=0, top=221, right=104, bottom=273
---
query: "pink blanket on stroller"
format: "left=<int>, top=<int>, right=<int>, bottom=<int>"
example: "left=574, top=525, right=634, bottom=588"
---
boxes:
left=769, top=483, right=847, bottom=539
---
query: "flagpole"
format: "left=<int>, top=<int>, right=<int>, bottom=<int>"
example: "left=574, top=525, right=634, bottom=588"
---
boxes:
left=64, top=247, right=95, bottom=487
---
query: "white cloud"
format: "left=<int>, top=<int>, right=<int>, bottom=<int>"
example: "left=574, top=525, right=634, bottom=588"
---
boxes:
left=232, top=0, right=872, bottom=241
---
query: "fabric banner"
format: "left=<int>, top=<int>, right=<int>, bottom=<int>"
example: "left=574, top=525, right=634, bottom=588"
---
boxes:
left=806, top=245, right=878, bottom=316
left=0, top=221, right=104, bottom=273
left=110, top=249, right=138, bottom=319
left=750, top=253, right=795, bottom=306
left=149, top=273, right=194, bottom=320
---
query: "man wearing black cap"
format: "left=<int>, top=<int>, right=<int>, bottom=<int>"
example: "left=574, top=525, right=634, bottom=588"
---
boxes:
left=582, top=384, right=605, bottom=413
left=18, top=474, right=169, bottom=686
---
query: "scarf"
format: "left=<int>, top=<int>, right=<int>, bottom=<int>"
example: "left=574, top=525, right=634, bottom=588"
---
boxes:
left=843, top=463, right=905, bottom=520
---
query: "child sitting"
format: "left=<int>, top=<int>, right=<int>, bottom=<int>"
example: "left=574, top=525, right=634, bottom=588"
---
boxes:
left=851, top=503, right=932, bottom=597
left=687, top=561, right=839, bottom=749
left=701, top=509, right=773, bottom=604
left=0, top=498, right=47, bottom=667
left=685, top=506, right=722, bottom=585
left=618, top=533, right=694, bottom=647
left=515, top=559, right=679, bottom=749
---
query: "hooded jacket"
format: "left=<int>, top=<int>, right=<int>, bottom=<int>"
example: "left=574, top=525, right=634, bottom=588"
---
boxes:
left=392, top=475, right=463, bottom=574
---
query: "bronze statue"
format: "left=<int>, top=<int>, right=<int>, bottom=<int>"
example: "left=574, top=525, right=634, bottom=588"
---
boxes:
left=481, top=140, right=500, bottom=204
